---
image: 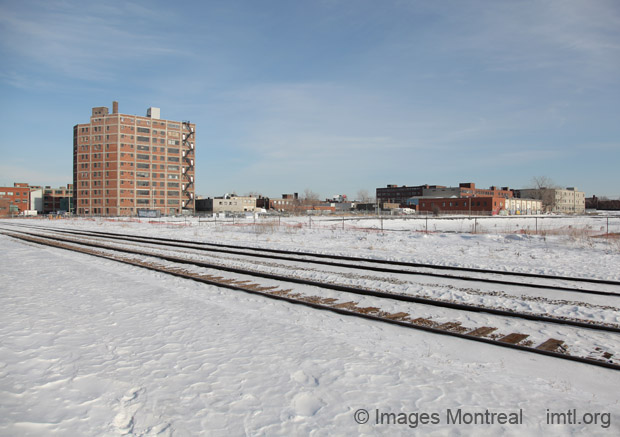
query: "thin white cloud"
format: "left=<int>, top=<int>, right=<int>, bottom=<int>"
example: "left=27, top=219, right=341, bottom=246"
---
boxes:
left=0, top=0, right=186, bottom=82
left=0, top=70, right=55, bottom=90
left=446, top=0, right=620, bottom=79
left=1, top=0, right=618, bottom=199
left=222, top=80, right=539, bottom=160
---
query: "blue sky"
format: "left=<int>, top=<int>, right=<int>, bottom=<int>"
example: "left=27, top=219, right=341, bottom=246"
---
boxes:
left=1, top=0, right=619, bottom=199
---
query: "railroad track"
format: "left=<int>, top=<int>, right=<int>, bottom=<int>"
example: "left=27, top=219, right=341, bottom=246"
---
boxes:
left=2, top=225, right=619, bottom=371
left=4, top=222, right=620, bottom=296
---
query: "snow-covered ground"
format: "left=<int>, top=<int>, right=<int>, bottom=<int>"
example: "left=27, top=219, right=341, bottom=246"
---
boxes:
left=1, top=217, right=620, bottom=435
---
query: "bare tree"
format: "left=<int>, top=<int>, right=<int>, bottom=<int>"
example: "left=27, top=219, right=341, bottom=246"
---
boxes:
left=356, top=189, right=372, bottom=203
left=295, top=189, right=321, bottom=213
left=530, top=176, right=558, bottom=191
left=302, top=188, right=320, bottom=205
left=529, top=176, right=560, bottom=212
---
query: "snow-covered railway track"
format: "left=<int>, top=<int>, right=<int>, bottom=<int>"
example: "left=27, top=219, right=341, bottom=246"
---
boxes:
left=5, top=222, right=620, bottom=297
left=4, top=226, right=619, bottom=330
left=3, top=227, right=620, bottom=371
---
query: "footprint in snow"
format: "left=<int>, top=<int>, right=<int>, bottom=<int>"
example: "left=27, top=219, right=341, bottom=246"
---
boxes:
left=113, top=387, right=172, bottom=436
left=292, top=392, right=325, bottom=417
left=113, top=387, right=145, bottom=435
left=291, top=370, right=319, bottom=386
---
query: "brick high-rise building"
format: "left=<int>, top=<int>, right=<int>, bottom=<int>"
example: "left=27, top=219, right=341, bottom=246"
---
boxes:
left=73, top=102, right=195, bottom=216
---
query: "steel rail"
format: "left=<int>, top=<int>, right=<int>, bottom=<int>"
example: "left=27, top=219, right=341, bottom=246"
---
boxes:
left=3, top=230, right=619, bottom=372
left=44, top=225, right=620, bottom=286
left=4, top=223, right=619, bottom=297
left=3, top=228, right=619, bottom=334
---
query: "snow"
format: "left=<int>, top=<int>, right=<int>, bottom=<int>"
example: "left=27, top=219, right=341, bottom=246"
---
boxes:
left=13, top=214, right=620, bottom=280
left=1, top=217, right=620, bottom=435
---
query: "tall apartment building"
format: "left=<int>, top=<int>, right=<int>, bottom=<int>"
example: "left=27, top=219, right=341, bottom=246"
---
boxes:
left=73, top=102, right=195, bottom=216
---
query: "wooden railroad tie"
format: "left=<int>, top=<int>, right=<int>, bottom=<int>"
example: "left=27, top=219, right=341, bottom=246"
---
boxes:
left=436, top=322, right=468, bottom=333
left=535, top=338, right=565, bottom=353
left=466, top=327, right=497, bottom=337
left=410, top=318, right=437, bottom=328
left=384, top=312, right=410, bottom=321
left=498, top=333, right=529, bottom=345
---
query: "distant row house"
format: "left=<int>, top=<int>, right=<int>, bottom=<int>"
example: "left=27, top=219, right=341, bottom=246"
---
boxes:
left=195, top=192, right=361, bottom=215
left=0, top=182, right=73, bottom=217
left=586, top=196, right=620, bottom=211
left=378, top=182, right=582, bottom=215
left=195, top=194, right=269, bottom=214
left=377, top=183, right=514, bottom=206
left=407, top=196, right=518, bottom=216
left=269, top=193, right=301, bottom=212
left=0, top=183, right=32, bottom=215
left=269, top=193, right=360, bottom=214
left=514, top=187, right=585, bottom=214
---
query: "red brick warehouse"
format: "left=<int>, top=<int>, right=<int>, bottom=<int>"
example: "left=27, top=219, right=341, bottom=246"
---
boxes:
left=414, top=196, right=507, bottom=215
left=0, top=183, right=32, bottom=214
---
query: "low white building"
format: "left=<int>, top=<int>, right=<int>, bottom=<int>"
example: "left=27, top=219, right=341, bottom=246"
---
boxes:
left=516, top=187, right=585, bottom=214
left=29, top=188, right=43, bottom=212
left=504, top=198, right=542, bottom=215
left=202, top=195, right=259, bottom=214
